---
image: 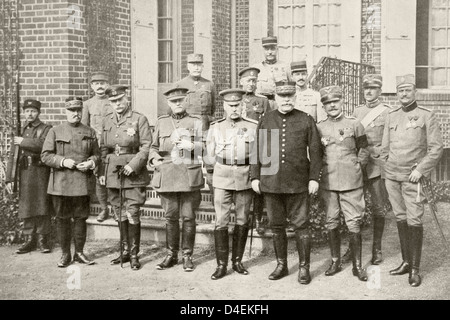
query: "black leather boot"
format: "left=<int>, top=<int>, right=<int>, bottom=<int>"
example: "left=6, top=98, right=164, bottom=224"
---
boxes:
left=38, top=234, right=51, bottom=253
left=341, top=245, right=352, bottom=264
left=268, top=229, right=289, bottom=280
left=408, top=226, right=423, bottom=287
left=157, top=221, right=179, bottom=270
left=211, top=229, right=229, bottom=280
left=73, top=218, right=95, bottom=265
left=16, top=234, right=37, bottom=254
left=182, top=219, right=196, bottom=272
left=110, top=221, right=130, bottom=265
left=231, top=225, right=249, bottom=275
left=253, top=194, right=266, bottom=236
left=57, top=219, right=72, bottom=268
left=295, top=230, right=311, bottom=285
left=371, top=216, right=385, bottom=265
left=349, top=232, right=368, bottom=282
left=325, top=228, right=342, bottom=276
left=129, top=223, right=141, bottom=271
left=390, top=221, right=410, bottom=276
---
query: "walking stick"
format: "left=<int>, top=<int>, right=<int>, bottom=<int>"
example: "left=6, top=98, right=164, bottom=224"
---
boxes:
left=248, top=207, right=255, bottom=259
left=115, top=165, right=125, bottom=268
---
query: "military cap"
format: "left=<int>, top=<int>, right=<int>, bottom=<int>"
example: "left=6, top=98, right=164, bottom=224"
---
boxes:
left=239, top=67, right=260, bottom=79
left=319, top=86, right=343, bottom=104
left=275, top=81, right=296, bottom=96
left=187, top=53, right=204, bottom=63
left=363, top=74, right=383, bottom=88
left=220, top=88, right=246, bottom=106
left=64, top=97, right=83, bottom=109
left=262, top=36, right=278, bottom=47
left=291, top=61, right=308, bottom=73
left=164, top=86, right=189, bottom=101
left=396, top=74, right=416, bottom=88
left=22, top=99, right=41, bottom=111
left=106, top=85, right=128, bottom=101
left=90, top=71, right=109, bottom=83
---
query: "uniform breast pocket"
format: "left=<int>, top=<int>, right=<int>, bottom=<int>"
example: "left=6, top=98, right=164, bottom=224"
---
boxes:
left=389, top=125, right=399, bottom=142
left=103, top=126, right=112, bottom=145
left=55, top=138, right=70, bottom=155
left=342, top=133, right=356, bottom=149
left=82, top=136, right=95, bottom=153
left=199, top=90, right=212, bottom=108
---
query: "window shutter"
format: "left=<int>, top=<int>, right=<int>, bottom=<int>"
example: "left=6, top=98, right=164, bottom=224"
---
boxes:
left=381, top=0, right=417, bottom=93
left=341, top=0, right=361, bottom=62
left=131, top=0, right=158, bottom=125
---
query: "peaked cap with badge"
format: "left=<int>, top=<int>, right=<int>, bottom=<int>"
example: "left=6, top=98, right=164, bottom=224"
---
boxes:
left=22, top=99, right=42, bottom=111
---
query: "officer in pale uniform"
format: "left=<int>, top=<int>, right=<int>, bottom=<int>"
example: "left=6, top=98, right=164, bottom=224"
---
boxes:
left=381, top=74, right=443, bottom=287
left=205, top=89, right=258, bottom=280
left=291, top=61, right=327, bottom=123
left=317, top=86, right=370, bottom=282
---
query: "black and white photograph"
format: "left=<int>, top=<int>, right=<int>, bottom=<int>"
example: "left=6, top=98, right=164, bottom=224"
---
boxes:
left=0, top=0, right=449, bottom=306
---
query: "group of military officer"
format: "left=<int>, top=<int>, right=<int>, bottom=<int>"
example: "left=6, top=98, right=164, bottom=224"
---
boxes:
left=5, top=36, right=443, bottom=288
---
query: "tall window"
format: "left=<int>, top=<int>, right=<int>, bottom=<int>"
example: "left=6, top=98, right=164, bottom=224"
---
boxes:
left=158, top=0, right=180, bottom=83
left=276, top=0, right=341, bottom=66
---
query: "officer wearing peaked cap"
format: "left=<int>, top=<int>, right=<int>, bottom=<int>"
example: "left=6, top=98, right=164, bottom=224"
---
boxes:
left=99, top=85, right=152, bottom=271
left=41, top=97, right=100, bottom=268
left=5, top=99, right=53, bottom=254
left=251, top=81, right=323, bottom=284
left=204, top=88, right=258, bottom=280
left=316, top=85, right=370, bottom=282
left=149, top=86, right=204, bottom=272
left=381, top=74, right=443, bottom=287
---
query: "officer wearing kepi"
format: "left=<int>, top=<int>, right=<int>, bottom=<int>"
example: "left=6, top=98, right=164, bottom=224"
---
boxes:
left=149, top=87, right=204, bottom=272
left=251, top=81, right=323, bottom=285
left=81, top=71, right=113, bottom=223
left=41, top=97, right=100, bottom=268
left=239, top=66, right=271, bottom=236
left=381, top=75, right=443, bottom=287
left=99, top=85, right=152, bottom=271
left=205, top=89, right=258, bottom=280
left=5, top=99, right=53, bottom=254
left=317, top=86, right=370, bottom=282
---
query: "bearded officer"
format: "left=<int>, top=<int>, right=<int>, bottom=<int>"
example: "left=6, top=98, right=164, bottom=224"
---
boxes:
left=81, top=71, right=113, bottom=222
left=205, top=89, right=258, bottom=280
left=381, top=75, right=443, bottom=287
left=41, top=97, right=100, bottom=268
left=149, top=87, right=204, bottom=272
left=5, top=99, right=53, bottom=254
left=99, top=85, right=152, bottom=271
left=251, top=81, right=323, bottom=285
left=239, top=66, right=271, bottom=236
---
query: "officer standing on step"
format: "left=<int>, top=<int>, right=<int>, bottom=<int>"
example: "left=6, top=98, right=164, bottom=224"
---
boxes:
left=41, top=97, right=99, bottom=268
left=205, top=89, right=258, bottom=280
left=149, top=87, right=204, bottom=272
left=99, top=85, right=152, bottom=271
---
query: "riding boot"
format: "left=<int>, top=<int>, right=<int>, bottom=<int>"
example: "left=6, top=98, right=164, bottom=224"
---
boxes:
left=408, top=226, right=423, bottom=287
left=371, top=216, right=385, bottom=265
left=181, top=219, right=196, bottom=272
left=211, top=229, right=229, bottom=280
left=57, top=219, right=72, bottom=268
left=16, top=233, right=37, bottom=254
left=390, top=221, right=410, bottom=276
left=73, top=218, right=95, bottom=265
left=253, top=194, right=266, bottom=236
left=349, top=232, right=368, bottom=281
left=231, top=225, right=249, bottom=275
left=268, top=228, right=289, bottom=280
left=110, top=220, right=130, bottom=265
left=129, top=223, right=141, bottom=271
left=325, top=228, right=342, bottom=276
left=341, top=245, right=352, bottom=264
left=157, top=220, right=179, bottom=270
left=38, top=234, right=51, bottom=253
left=295, top=230, right=311, bottom=285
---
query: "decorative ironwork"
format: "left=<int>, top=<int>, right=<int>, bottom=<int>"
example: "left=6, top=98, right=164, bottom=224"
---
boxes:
left=86, top=0, right=119, bottom=85
left=0, top=0, right=20, bottom=161
left=307, top=57, right=376, bottom=115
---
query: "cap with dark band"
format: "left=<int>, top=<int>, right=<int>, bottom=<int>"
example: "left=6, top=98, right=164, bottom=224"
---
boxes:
left=164, top=87, right=189, bottom=101
left=23, top=99, right=41, bottom=111
left=90, top=71, right=109, bottom=83
left=65, top=97, right=83, bottom=109
left=363, top=74, right=383, bottom=88
left=291, top=61, right=308, bottom=73
left=275, top=81, right=296, bottom=96
left=220, top=88, right=246, bottom=106
left=239, top=67, right=260, bottom=79
left=319, top=86, right=343, bottom=104
left=262, top=36, right=278, bottom=47
left=106, top=85, right=128, bottom=101
left=187, top=53, right=204, bottom=63
left=396, top=74, right=415, bottom=88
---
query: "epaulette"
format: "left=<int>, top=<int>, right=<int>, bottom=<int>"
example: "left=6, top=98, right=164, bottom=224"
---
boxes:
left=255, top=93, right=267, bottom=99
left=242, top=117, right=258, bottom=125
left=210, top=118, right=226, bottom=126
left=355, top=104, right=365, bottom=109
left=132, top=110, right=144, bottom=116
left=317, top=118, right=328, bottom=125
left=418, top=106, right=432, bottom=112
left=158, top=114, right=170, bottom=120
left=188, top=114, right=202, bottom=119
left=389, top=107, right=402, bottom=114
left=105, top=110, right=114, bottom=117
left=382, top=103, right=392, bottom=109
left=345, top=115, right=357, bottom=120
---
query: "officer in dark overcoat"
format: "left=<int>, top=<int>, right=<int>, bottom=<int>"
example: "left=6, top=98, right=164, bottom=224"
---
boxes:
left=6, top=99, right=53, bottom=254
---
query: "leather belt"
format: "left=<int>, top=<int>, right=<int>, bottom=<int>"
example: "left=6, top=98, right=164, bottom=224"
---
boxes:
left=216, top=157, right=250, bottom=166
left=111, top=145, right=138, bottom=156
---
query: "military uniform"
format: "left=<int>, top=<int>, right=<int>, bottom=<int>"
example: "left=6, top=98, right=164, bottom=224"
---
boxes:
left=5, top=100, right=53, bottom=254
left=41, top=98, right=100, bottom=267
left=204, top=89, right=258, bottom=280
left=81, top=71, right=113, bottom=222
left=352, top=74, right=391, bottom=265
left=100, top=85, right=152, bottom=270
left=251, top=81, right=323, bottom=284
left=149, top=87, right=204, bottom=272
left=317, top=86, right=369, bottom=281
left=295, top=88, right=327, bottom=123
left=381, top=74, right=443, bottom=287
left=242, top=92, right=271, bottom=121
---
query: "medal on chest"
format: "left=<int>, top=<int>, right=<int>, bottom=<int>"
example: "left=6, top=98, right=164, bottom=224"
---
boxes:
left=406, top=116, right=419, bottom=129
left=339, top=129, right=345, bottom=142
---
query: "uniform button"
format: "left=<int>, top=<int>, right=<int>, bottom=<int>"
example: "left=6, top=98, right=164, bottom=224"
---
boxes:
left=115, top=135, right=119, bottom=138
left=282, top=160, right=285, bottom=164
left=282, top=139, right=286, bottom=142
left=283, top=119, right=287, bottom=122
left=282, top=144, right=285, bottom=147
left=282, top=129, right=286, bottom=132
left=282, top=149, right=285, bottom=152
left=282, top=155, right=285, bottom=158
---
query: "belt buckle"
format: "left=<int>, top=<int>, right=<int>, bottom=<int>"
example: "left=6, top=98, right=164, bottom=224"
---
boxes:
left=115, top=145, right=121, bottom=156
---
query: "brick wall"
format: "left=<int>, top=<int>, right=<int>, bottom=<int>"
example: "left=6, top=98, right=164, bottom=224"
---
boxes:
left=361, top=0, right=382, bottom=73
left=267, top=0, right=274, bottom=36
left=236, top=0, right=249, bottom=84
left=181, top=0, right=195, bottom=79
left=115, top=0, right=131, bottom=86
